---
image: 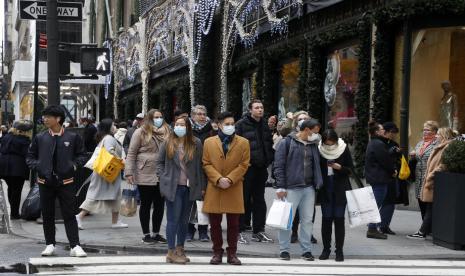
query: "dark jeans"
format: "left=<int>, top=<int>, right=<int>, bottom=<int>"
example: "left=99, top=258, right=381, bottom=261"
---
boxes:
left=239, top=166, right=267, bottom=234
left=419, top=202, right=433, bottom=235
left=137, top=184, right=165, bottom=235
left=418, top=199, right=427, bottom=220
left=210, top=213, right=240, bottom=256
left=165, top=186, right=190, bottom=249
left=368, top=183, right=392, bottom=230
left=39, top=182, right=80, bottom=248
left=3, top=176, right=25, bottom=217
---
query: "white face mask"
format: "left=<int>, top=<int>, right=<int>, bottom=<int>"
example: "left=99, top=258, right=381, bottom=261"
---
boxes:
left=222, top=125, right=235, bottom=136
left=323, top=144, right=338, bottom=151
left=298, top=119, right=305, bottom=128
left=308, top=133, right=319, bottom=142
left=174, top=126, right=187, bottom=138
left=153, top=118, right=164, bottom=128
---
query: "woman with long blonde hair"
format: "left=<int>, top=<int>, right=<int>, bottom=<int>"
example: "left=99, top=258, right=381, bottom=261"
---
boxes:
left=156, top=117, right=206, bottom=264
left=125, top=109, right=171, bottom=244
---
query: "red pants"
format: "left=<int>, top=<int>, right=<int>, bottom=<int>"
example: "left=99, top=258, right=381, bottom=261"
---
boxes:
left=209, top=213, right=240, bottom=255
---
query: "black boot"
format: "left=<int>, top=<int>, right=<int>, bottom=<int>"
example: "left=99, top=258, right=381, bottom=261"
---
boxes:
left=319, top=218, right=333, bottom=260
left=334, top=218, right=345, bottom=262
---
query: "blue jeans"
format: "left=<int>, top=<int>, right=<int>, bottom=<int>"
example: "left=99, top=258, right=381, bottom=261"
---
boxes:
left=368, top=184, right=391, bottom=230
left=279, top=186, right=315, bottom=254
left=165, top=186, right=191, bottom=249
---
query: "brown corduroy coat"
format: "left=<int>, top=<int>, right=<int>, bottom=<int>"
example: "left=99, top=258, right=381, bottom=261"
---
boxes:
left=421, top=140, right=452, bottom=203
left=202, top=135, right=250, bottom=214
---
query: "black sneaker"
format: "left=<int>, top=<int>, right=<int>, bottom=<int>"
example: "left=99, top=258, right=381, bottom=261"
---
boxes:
left=243, top=225, right=253, bottom=232
left=311, top=235, right=318, bottom=244
left=142, top=235, right=156, bottom=244
left=366, top=229, right=388, bottom=240
left=238, top=233, right=249, bottom=244
left=301, top=252, right=315, bottom=261
left=199, top=233, right=210, bottom=242
left=153, top=234, right=167, bottom=244
left=380, top=227, right=396, bottom=235
left=280, top=251, right=291, bottom=261
left=407, top=231, right=426, bottom=240
left=251, top=232, right=274, bottom=243
left=185, top=232, right=194, bottom=242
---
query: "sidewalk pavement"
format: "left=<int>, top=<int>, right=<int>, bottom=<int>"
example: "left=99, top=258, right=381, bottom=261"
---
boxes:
left=2, top=180, right=464, bottom=259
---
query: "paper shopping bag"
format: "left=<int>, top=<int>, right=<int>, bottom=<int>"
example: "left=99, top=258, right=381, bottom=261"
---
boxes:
left=346, top=186, right=381, bottom=228
left=196, top=200, right=209, bottom=225
left=266, top=199, right=293, bottom=230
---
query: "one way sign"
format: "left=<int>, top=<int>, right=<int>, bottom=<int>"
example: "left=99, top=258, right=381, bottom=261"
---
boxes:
left=19, top=1, right=82, bottom=22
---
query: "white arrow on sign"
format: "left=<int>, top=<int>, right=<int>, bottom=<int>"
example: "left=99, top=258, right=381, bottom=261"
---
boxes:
left=23, top=2, right=46, bottom=19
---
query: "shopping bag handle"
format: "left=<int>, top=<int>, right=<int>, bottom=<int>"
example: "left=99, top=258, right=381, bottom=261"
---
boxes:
left=349, top=168, right=364, bottom=189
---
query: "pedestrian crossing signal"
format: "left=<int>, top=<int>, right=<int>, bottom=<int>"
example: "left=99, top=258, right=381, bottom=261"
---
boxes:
left=80, top=48, right=111, bottom=75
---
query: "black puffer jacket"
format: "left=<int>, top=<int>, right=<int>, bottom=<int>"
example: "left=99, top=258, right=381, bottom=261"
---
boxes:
left=235, top=114, right=274, bottom=168
left=364, top=136, right=396, bottom=186
left=26, top=129, right=87, bottom=185
left=0, top=133, right=31, bottom=179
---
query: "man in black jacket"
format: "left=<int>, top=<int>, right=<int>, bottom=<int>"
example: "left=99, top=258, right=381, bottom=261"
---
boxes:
left=123, top=113, right=144, bottom=154
left=236, top=99, right=274, bottom=243
left=26, top=105, right=88, bottom=257
left=187, top=105, right=216, bottom=242
left=82, top=116, right=97, bottom=153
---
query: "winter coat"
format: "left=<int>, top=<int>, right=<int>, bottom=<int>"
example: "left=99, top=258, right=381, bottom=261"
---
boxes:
left=364, top=136, right=396, bottom=186
left=319, top=147, right=353, bottom=205
left=86, top=135, right=123, bottom=200
left=412, top=139, right=438, bottom=199
left=125, top=125, right=170, bottom=185
left=114, top=128, right=127, bottom=146
left=123, top=126, right=138, bottom=154
left=26, top=128, right=87, bottom=185
left=420, top=140, right=451, bottom=203
left=273, top=133, right=323, bottom=190
left=192, top=121, right=216, bottom=144
left=384, top=139, right=409, bottom=206
left=235, top=113, right=274, bottom=168
left=0, top=133, right=31, bottom=179
left=83, top=124, right=97, bottom=152
left=156, top=138, right=206, bottom=202
left=202, top=135, right=250, bottom=214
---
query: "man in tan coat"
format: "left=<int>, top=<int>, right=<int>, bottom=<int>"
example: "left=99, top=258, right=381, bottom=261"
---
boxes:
left=202, top=111, right=250, bottom=265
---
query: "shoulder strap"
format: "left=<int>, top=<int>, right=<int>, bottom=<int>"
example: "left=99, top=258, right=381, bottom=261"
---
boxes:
left=349, top=168, right=364, bottom=189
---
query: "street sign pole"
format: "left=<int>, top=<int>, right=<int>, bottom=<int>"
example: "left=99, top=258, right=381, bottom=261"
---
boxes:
left=46, top=0, right=60, bottom=106
left=32, top=28, right=40, bottom=137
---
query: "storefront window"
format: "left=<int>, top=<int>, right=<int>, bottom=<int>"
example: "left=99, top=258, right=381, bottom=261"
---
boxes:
left=325, top=46, right=359, bottom=148
left=242, top=72, right=257, bottom=113
left=278, top=60, right=300, bottom=119
left=409, top=27, right=465, bottom=146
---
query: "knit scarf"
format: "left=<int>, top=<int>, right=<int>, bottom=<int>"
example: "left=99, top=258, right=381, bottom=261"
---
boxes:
left=218, top=130, right=234, bottom=156
left=318, top=138, right=347, bottom=160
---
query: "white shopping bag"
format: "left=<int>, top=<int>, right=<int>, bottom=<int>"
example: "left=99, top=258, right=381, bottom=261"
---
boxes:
left=266, top=199, right=293, bottom=230
left=196, top=200, right=209, bottom=225
left=346, top=186, right=381, bottom=228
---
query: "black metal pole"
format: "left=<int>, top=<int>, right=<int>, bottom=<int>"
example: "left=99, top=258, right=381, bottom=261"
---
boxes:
left=46, top=0, right=60, bottom=105
left=32, top=29, right=40, bottom=137
left=400, top=20, right=412, bottom=155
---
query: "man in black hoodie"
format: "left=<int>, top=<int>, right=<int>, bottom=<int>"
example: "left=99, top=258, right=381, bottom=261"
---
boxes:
left=236, top=99, right=274, bottom=243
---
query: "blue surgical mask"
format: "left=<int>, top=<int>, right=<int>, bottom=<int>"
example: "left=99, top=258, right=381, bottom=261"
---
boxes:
left=153, top=118, right=164, bottom=128
left=222, top=125, right=235, bottom=136
left=174, top=126, right=187, bottom=138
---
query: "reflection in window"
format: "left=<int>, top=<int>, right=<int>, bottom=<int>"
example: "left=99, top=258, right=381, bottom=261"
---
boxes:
left=279, top=60, right=300, bottom=119
left=325, top=46, right=359, bottom=149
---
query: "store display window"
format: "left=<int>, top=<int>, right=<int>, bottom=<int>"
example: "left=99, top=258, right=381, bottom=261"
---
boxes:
left=278, top=60, right=300, bottom=119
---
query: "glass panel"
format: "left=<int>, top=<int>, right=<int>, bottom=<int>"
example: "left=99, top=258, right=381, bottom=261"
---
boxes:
left=409, top=27, right=465, bottom=147
left=278, top=60, right=300, bottom=119
left=326, top=45, right=359, bottom=151
left=242, top=72, right=257, bottom=113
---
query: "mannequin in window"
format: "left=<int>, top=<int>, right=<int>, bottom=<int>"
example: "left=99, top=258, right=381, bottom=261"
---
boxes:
left=439, top=81, right=459, bottom=131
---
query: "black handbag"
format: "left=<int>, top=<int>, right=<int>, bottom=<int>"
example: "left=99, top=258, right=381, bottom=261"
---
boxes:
left=21, top=183, right=41, bottom=220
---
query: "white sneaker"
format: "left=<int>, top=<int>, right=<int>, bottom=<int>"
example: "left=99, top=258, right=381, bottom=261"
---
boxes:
left=76, top=215, right=84, bottom=230
left=41, top=244, right=55, bottom=256
left=70, top=245, right=87, bottom=257
left=111, top=220, right=128, bottom=229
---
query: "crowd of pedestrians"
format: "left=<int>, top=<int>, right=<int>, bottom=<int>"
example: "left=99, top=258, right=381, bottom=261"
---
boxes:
left=0, top=100, right=463, bottom=265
